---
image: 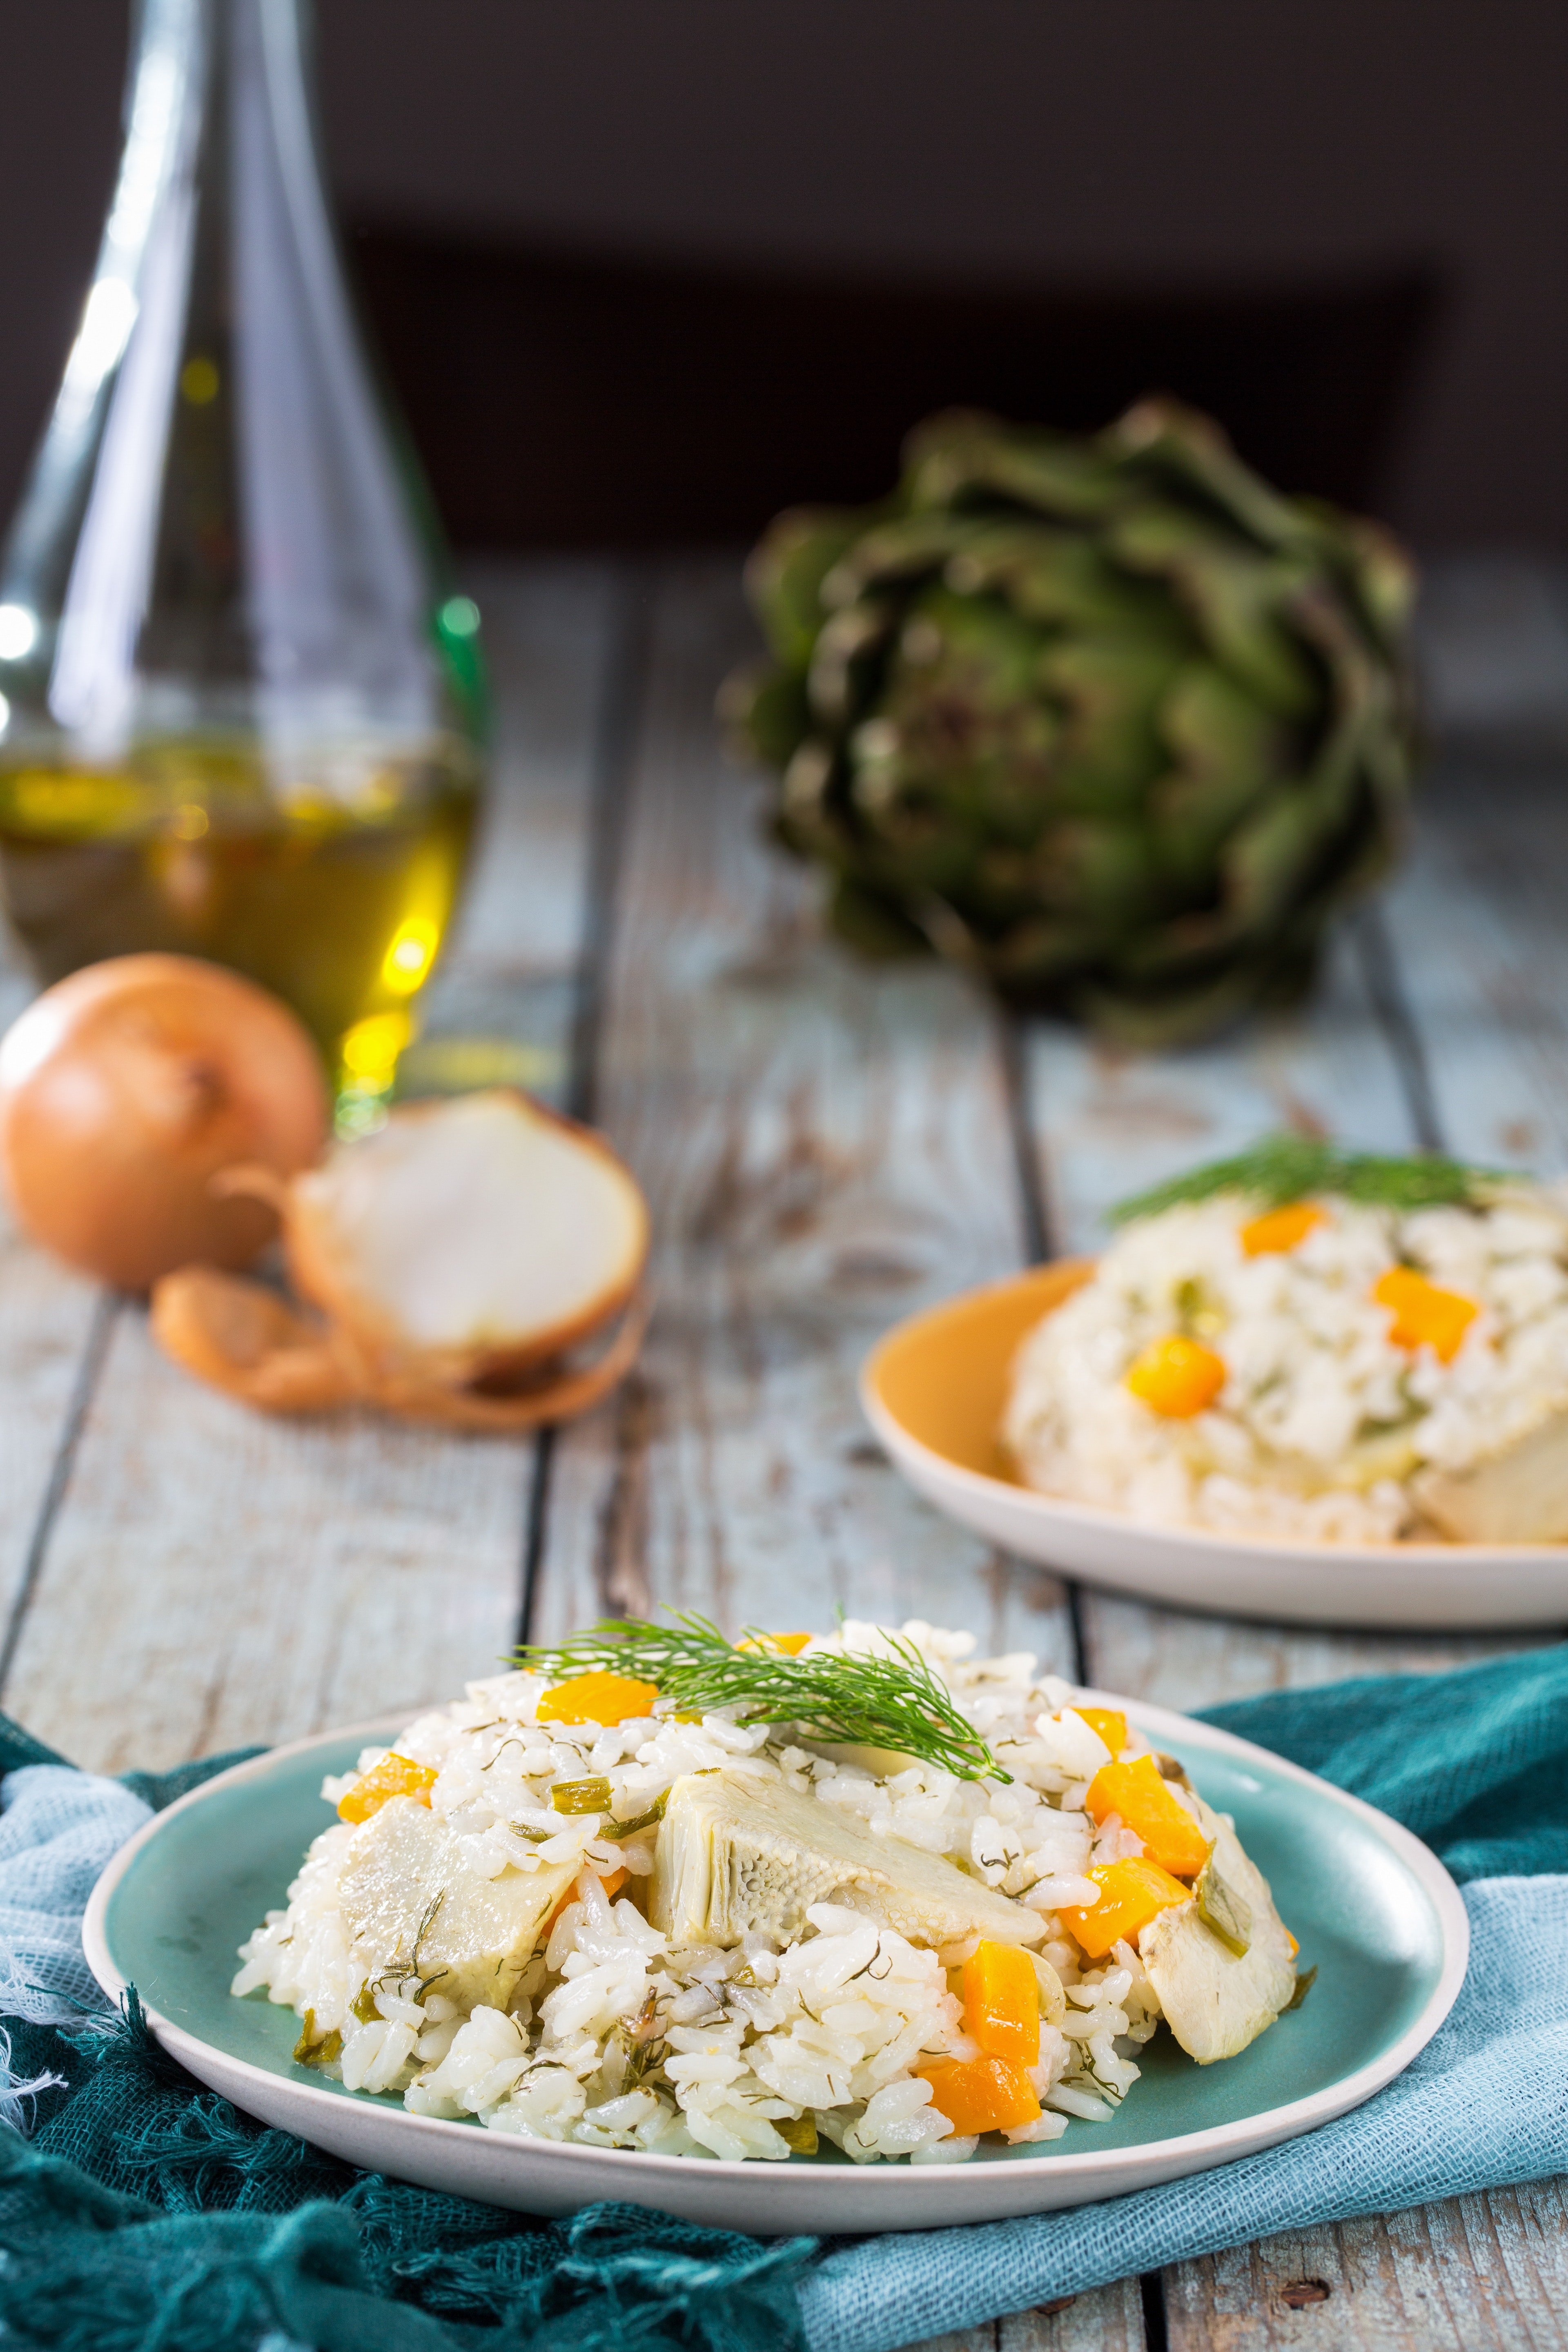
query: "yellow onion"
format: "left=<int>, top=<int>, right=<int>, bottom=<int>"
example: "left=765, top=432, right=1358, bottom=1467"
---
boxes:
left=0, top=954, right=328, bottom=1290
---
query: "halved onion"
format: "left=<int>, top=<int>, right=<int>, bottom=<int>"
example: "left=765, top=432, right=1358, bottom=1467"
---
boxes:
left=0, top=954, right=327, bottom=1290
left=150, top=1089, right=652, bottom=1428
left=285, top=1090, right=649, bottom=1388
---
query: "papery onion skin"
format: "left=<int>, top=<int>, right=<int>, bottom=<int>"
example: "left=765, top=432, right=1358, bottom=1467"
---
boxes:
left=0, top=954, right=329, bottom=1290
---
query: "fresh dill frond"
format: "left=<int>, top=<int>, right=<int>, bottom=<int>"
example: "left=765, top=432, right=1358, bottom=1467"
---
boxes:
left=1110, top=1135, right=1512, bottom=1224
left=511, top=1613, right=1008, bottom=1784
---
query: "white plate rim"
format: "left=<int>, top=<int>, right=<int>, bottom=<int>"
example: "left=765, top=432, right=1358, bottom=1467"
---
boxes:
left=859, top=1344, right=1568, bottom=1630
left=82, top=1698, right=1470, bottom=2227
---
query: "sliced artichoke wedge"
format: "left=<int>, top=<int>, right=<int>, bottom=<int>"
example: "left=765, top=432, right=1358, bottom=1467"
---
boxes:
left=1138, top=1795, right=1296, bottom=2064
left=337, top=1795, right=576, bottom=2010
left=1414, top=1409, right=1568, bottom=1542
left=650, top=1770, right=1045, bottom=1950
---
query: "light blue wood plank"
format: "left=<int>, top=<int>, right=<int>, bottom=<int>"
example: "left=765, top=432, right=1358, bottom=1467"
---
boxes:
left=1382, top=756, right=1568, bottom=1174
left=533, top=562, right=1078, bottom=1677
left=1028, top=927, right=1413, bottom=1263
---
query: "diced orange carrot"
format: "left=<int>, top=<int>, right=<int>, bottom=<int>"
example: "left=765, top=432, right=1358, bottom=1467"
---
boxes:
left=596, top=1865, right=629, bottom=1901
left=337, top=1751, right=437, bottom=1824
left=917, top=2054, right=1041, bottom=2136
left=537, top=1672, right=661, bottom=1727
left=1086, top=1753, right=1210, bottom=1879
left=1287, top=1930, right=1299, bottom=1958
left=1372, top=1266, right=1478, bottom=1364
left=961, top=1939, right=1040, bottom=2065
left=1073, top=1706, right=1128, bottom=1757
left=1059, top=1856, right=1192, bottom=1960
left=1126, top=1334, right=1226, bottom=1418
left=1241, top=1201, right=1326, bottom=1256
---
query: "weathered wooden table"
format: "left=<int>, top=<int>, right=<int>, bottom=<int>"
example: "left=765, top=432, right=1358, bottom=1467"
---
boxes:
left=1, top=558, right=1564, bottom=2349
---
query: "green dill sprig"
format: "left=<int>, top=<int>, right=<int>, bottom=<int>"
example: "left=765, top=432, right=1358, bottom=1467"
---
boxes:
left=1111, top=1135, right=1512, bottom=1225
left=511, top=1613, right=1008, bottom=1784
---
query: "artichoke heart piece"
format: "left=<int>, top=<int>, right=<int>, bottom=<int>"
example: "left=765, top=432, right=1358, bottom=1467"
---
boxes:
left=1413, top=1408, right=1568, bottom=1543
left=1138, top=1795, right=1296, bottom=2064
left=337, top=1795, right=576, bottom=2011
left=651, top=1771, right=1044, bottom=1950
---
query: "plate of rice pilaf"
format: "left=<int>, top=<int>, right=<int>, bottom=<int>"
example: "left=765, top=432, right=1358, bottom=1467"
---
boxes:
left=84, top=1619, right=1466, bottom=2232
left=862, top=1139, right=1568, bottom=1628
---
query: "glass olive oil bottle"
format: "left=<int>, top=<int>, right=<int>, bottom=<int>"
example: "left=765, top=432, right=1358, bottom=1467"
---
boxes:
left=0, top=0, right=485, bottom=1122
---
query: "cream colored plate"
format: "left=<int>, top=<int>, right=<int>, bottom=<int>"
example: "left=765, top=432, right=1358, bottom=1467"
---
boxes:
left=860, top=1265, right=1568, bottom=1627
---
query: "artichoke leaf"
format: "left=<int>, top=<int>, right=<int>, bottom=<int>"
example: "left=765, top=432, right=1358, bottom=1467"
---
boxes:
left=1109, top=506, right=1320, bottom=717
left=944, top=525, right=1179, bottom=641
left=746, top=507, right=865, bottom=670
left=1033, top=818, right=1168, bottom=927
left=902, top=410, right=1125, bottom=521
left=807, top=599, right=903, bottom=728
left=779, top=739, right=842, bottom=834
left=1041, top=637, right=1186, bottom=811
left=990, top=913, right=1113, bottom=984
left=1414, top=1405, right=1568, bottom=1542
left=1106, top=397, right=1319, bottom=557
left=1223, top=739, right=1365, bottom=929
left=1160, top=662, right=1291, bottom=791
left=887, top=586, right=1059, bottom=734
left=1339, top=516, right=1418, bottom=654
left=822, top=512, right=986, bottom=608
left=1151, top=666, right=1292, bottom=887
left=720, top=664, right=812, bottom=771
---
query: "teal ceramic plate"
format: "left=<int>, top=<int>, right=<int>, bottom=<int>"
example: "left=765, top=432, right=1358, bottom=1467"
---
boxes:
left=83, top=1695, right=1468, bottom=2234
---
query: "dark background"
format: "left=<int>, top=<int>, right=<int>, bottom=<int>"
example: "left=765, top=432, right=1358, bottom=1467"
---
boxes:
left=2, top=1, right=1565, bottom=550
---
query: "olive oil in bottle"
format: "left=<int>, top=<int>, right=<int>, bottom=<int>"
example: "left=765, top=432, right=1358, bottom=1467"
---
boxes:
left=0, top=0, right=486, bottom=1121
left=0, top=736, right=479, bottom=1103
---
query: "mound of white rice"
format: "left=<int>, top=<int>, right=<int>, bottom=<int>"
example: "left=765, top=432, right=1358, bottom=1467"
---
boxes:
left=1004, top=1184, right=1568, bottom=1541
left=234, top=1623, right=1167, bottom=2163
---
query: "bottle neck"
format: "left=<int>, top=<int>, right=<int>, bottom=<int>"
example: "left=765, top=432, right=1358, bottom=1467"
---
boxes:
left=2, top=0, right=445, bottom=764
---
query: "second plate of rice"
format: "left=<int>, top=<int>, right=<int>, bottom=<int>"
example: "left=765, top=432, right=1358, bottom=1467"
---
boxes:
left=864, top=1142, right=1568, bottom=1627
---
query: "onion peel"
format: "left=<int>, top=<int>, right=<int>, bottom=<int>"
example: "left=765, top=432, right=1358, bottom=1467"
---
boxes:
left=366, top=1287, right=653, bottom=1430
left=150, top=1266, right=359, bottom=1413
left=150, top=1268, right=650, bottom=1429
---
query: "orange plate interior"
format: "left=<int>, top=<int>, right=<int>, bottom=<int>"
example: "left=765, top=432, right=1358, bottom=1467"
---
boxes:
left=866, top=1261, right=1093, bottom=1481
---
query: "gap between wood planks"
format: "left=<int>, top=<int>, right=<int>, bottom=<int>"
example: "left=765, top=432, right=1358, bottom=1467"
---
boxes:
left=516, top=560, right=653, bottom=1649
left=0, top=1294, right=118, bottom=1701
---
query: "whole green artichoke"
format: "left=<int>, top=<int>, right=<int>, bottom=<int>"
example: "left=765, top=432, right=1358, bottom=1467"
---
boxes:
left=722, top=400, right=1416, bottom=1045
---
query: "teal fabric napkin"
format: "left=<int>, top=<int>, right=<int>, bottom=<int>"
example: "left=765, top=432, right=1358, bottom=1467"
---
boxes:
left=1, top=1646, right=1565, bottom=2352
